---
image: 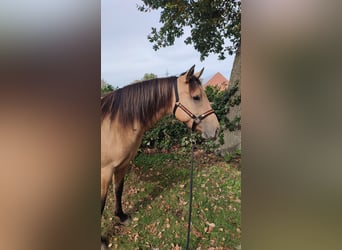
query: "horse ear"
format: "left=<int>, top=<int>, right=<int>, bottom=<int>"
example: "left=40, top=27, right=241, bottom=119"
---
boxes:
left=194, top=67, right=204, bottom=79
left=186, top=65, right=195, bottom=82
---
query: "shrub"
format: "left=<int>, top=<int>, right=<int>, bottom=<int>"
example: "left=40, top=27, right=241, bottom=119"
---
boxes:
left=141, top=115, right=189, bottom=151
left=206, top=82, right=240, bottom=132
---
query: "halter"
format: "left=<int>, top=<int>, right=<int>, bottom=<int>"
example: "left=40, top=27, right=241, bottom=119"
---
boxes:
left=173, top=81, right=216, bottom=131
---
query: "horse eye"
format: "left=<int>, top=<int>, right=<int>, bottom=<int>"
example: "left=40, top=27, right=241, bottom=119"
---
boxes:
left=192, top=95, right=201, bottom=101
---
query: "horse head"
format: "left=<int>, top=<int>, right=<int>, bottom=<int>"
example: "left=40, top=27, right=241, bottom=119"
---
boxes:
left=174, top=65, right=220, bottom=139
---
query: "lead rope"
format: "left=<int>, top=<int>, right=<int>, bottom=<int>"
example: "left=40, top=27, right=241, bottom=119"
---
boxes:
left=186, top=133, right=195, bottom=250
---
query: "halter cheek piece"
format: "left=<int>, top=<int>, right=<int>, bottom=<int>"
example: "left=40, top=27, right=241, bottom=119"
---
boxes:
left=173, top=81, right=216, bottom=131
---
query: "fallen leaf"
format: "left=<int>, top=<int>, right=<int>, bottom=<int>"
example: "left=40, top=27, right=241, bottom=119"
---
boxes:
left=171, top=243, right=182, bottom=250
left=205, top=222, right=215, bottom=233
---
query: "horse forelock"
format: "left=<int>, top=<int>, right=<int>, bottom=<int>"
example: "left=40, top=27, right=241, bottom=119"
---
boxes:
left=179, top=71, right=202, bottom=93
left=101, top=76, right=177, bottom=127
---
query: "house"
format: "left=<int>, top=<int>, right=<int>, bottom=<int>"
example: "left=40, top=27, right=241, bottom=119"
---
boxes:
left=203, top=72, right=229, bottom=91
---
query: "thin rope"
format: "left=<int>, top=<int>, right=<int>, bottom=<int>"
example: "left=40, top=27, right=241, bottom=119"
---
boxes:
left=186, top=134, right=195, bottom=250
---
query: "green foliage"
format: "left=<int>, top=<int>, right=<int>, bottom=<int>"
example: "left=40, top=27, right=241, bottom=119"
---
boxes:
left=224, top=152, right=232, bottom=163
left=143, top=73, right=158, bottom=80
left=138, top=0, right=241, bottom=60
left=206, top=81, right=241, bottom=132
left=133, top=73, right=158, bottom=83
left=141, top=115, right=190, bottom=150
left=141, top=115, right=216, bottom=153
left=224, top=148, right=241, bottom=163
left=101, top=79, right=115, bottom=94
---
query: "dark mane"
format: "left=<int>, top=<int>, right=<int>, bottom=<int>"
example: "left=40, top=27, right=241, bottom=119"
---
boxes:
left=101, top=76, right=177, bottom=127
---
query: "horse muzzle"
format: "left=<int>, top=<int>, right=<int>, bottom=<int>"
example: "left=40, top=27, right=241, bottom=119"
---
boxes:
left=201, top=125, right=220, bottom=140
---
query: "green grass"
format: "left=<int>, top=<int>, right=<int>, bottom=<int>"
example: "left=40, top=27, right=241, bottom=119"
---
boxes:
left=101, top=150, right=241, bottom=249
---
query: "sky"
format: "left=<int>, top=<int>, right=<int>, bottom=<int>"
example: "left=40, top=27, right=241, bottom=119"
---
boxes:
left=101, top=0, right=234, bottom=88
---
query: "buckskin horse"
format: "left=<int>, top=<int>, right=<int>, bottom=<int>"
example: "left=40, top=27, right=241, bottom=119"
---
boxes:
left=101, top=65, right=220, bottom=245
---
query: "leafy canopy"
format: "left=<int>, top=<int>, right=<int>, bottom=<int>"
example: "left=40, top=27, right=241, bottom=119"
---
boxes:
left=138, top=0, right=241, bottom=60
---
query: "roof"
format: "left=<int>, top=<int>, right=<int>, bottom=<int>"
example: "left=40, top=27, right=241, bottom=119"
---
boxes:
left=203, top=72, right=229, bottom=91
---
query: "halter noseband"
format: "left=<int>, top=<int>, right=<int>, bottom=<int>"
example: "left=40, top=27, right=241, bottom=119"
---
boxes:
left=173, top=81, right=216, bottom=131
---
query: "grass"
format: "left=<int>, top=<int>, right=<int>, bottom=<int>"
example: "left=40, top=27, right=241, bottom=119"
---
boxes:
left=101, top=149, right=241, bottom=249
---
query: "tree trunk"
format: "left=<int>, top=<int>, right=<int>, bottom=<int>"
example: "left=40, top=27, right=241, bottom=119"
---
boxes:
left=220, top=46, right=241, bottom=154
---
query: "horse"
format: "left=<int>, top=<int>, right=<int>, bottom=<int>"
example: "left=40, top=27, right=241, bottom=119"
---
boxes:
left=100, top=65, right=220, bottom=243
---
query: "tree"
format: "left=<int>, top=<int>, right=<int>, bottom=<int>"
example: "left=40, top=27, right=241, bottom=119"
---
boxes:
left=101, top=79, right=114, bottom=94
left=143, top=73, right=158, bottom=80
left=137, top=0, right=240, bottom=61
left=133, top=73, right=158, bottom=83
left=138, top=0, right=241, bottom=153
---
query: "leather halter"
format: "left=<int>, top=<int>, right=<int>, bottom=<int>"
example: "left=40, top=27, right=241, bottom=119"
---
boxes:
left=173, top=81, right=216, bottom=131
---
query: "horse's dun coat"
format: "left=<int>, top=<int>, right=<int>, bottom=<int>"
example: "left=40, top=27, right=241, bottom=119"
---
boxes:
left=101, top=65, right=220, bottom=246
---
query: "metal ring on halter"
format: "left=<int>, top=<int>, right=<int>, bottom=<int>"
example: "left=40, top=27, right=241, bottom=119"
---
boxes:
left=191, top=109, right=215, bottom=131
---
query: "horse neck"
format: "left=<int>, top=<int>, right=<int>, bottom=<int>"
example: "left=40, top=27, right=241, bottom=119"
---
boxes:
left=141, top=104, right=174, bottom=134
left=141, top=87, right=176, bottom=133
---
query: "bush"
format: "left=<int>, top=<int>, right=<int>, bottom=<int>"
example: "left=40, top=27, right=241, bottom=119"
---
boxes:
left=141, top=115, right=189, bottom=150
left=206, top=82, right=240, bottom=132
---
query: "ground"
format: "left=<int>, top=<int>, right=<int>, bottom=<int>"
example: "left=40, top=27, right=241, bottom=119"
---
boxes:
left=101, top=148, right=241, bottom=250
